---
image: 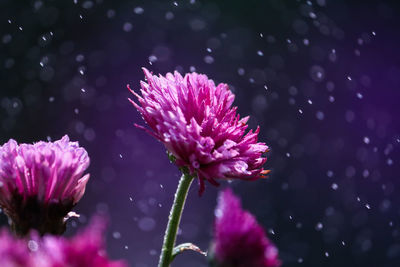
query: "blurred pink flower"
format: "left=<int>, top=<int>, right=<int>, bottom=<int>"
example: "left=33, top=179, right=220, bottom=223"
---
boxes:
left=212, top=189, right=280, bottom=267
left=38, top=216, right=127, bottom=267
left=129, top=68, right=269, bottom=194
left=0, top=135, right=90, bottom=235
left=0, top=229, right=35, bottom=267
left=0, top=217, right=127, bottom=267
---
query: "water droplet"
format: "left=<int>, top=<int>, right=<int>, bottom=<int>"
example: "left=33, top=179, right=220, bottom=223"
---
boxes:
left=134, top=6, right=144, bottom=14
left=123, top=22, right=133, bottom=32
left=76, top=54, right=85, bottom=62
left=204, top=55, right=214, bottom=64
left=113, top=231, right=121, bottom=239
left=165, top=11, right=174, bottom=20
left=148, top=55, right=158, bottom=63
left=28, top=240, right=39, bottom=252
left=315, top=222, right=323, bottom=231
left=309, top=12, right=317, bottom=19
left=237, top=68, right=245, bottom=76
left=331, top=183, right=338, bottom=190
left=268, top=229, right=275, bottom=235
left=316, top=111, right=325, bottom=120
left=138, top=217, right=156, bottom=231
left=310, top=65, right=325, bottom=82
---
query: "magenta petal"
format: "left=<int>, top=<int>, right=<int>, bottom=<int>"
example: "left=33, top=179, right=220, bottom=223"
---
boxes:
left=0, top=217, right=127, bottom=267
left=0, top=135, right=90, bottom=235
left=129, top=68, right=269, bottom=193
left=213, top=189, right=281, bottom=267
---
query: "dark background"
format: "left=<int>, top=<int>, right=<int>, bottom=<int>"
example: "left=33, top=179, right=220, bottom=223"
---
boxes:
left=1, top=0, right=400, bottom=266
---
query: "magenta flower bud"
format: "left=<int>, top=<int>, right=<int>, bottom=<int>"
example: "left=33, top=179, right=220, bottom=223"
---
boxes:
left=129, top=68, right=269, bottom=194
left=0, top=217, right=127, bottom=267
left=37, top=216, right=127, bottom=267
left=0, top=135, right=90, bottom=236
left=211, top=189, right=281, bottom=267
left=0, top=229, right=35, bottom=266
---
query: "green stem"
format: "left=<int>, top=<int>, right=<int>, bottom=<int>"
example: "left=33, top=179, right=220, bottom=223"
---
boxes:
left=158, top=172, right=194, bottom=267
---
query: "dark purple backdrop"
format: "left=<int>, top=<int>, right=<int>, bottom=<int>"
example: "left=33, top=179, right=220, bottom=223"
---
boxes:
left=1, top=0, right=400, bottom=266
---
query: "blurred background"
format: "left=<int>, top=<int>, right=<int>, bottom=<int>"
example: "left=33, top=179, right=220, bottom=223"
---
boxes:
left=1, top=0, right=400, bottom=266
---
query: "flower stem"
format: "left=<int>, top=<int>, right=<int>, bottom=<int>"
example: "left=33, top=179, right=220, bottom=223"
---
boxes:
left=158, top=172, right=194, bottom=267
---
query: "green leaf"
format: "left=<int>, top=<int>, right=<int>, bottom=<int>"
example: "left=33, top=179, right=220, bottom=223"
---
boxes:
left=171, top=243, right=207, bottom=261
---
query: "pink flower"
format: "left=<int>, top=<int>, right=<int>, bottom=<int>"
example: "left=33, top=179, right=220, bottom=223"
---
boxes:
left=212, top=189, right=280, bottom=267
left=0, top=135, right=90, bottom=235
left=0, top=217, right=127, bottom=267
left=129, top=68, right=269, bottom=194
left=0, top=229, right=35, bottom=267
left=37, top=217, right=127, bottom=267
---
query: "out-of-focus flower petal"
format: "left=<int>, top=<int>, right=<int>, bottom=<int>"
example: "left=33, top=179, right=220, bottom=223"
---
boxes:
left=211, top=189, right=281, bottom=267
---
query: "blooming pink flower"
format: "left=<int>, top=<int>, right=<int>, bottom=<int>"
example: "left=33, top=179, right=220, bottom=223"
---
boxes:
left=212, top=189, right=280, bottom=267
left=0, top=135, right=90, bottom=235
left=0, top=217, right=127, bottom=267
left=129, top=68, right=269, bottom=194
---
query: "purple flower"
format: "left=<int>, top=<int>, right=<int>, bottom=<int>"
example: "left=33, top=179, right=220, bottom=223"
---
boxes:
left=37, top=217, right=127, bottom=267
left=0, top=135, right=90, bottom=235
left=211, top=189, right=280, bottom=267
left=0, top=217, right=127, bottom=267
left=0, top=229, right=35, bottom=266
left=129, top=68, right=269, bottom=194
